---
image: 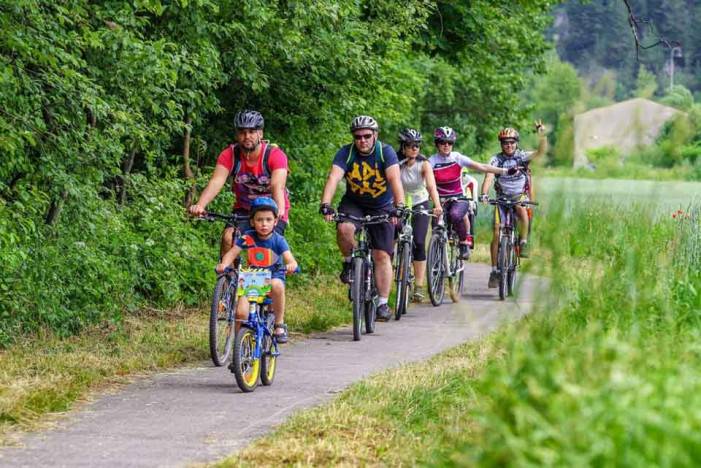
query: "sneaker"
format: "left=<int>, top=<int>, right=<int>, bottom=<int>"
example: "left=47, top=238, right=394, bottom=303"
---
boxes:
left=376, top=303, right=391, bottom=322
left=412, top=286, right=425, bottom=303
left=488, top=271, right=499, bottom=288
left=339, top=261, right=352, bottom=284
left=466, top=235, right=474, bottom=249
left=519, top=241, right=529, bottom=258
left=459, top=243, right=471, bottom=260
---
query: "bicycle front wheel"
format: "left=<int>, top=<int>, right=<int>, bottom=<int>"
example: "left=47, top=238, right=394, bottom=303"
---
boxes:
left=426, top=234, right=445, bottom=306
left=260, top=333, right=277, bottom=386
left=233, top=327, right=260, bottom=392
left=394, top=243, right=411, bottom=320
left=507, top=240, right=517, bottom=296
left=350, top=257, right=365, bottom=341
left=497, top=235, right=509, bottom=301
left=210, top=275, right=235, bottom=366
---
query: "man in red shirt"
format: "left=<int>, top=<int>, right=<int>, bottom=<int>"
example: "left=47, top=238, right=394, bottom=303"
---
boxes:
left=189, top=110, right=290, bottom=255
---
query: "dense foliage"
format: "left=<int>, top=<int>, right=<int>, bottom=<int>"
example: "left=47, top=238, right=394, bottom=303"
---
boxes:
left=0, top=0, right=556, bottom=344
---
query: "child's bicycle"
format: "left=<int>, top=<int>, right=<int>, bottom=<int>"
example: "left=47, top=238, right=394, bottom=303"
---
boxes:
left=196, top=211, right=249, bottom=366
left=223, top=264, right=298, bottom=393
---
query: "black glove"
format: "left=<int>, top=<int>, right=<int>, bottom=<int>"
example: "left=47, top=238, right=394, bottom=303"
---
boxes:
left=391, top=204, right=406, bottom=218
left=479, top=194, right=489, bottom=203
left=319, top=203, right=335, bottom=216
left=506, top=167, right=519, bottom=176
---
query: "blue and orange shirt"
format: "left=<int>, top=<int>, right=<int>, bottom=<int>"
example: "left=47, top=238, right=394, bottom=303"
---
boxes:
left=235, top=230, right=290, bottom=272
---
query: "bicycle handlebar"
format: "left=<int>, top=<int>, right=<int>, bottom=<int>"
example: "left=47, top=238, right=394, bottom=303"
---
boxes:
left=439, top=195, right=471, bottom=203
left=332, top=213, right=391, bottom=225
left=218, top=265, right=301, bottom=275
left=197, top=211, right=250, bottom=223
left=487, top=198, right=538, bottom=207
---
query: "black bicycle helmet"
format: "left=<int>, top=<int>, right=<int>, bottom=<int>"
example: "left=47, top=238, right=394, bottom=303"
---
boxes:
left=234, top=109, right=264, bottom=130
left=398, top=128, right=423, bottom=144
left=350, top=115, right=379, bottom=132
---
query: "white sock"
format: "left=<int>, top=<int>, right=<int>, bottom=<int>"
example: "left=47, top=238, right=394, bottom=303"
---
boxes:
left=491, top=266, right=497, bottom=272
left=344, top=256, right=351, bottom=263
left=378, top=297, right=388, bottom=305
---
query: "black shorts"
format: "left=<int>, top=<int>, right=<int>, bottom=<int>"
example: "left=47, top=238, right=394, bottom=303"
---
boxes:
left=337, top=197, right=394, bottom=256
left=227, top=209, right=287, bottom=235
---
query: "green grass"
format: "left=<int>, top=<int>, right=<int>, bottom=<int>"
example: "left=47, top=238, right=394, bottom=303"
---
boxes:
left=0, top=274, right=348, bottom=441
left=220, top=197, right=701, bottom=466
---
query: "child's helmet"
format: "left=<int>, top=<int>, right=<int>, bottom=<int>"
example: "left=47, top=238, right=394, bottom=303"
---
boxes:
left=249, top=197, right=278, bottom=217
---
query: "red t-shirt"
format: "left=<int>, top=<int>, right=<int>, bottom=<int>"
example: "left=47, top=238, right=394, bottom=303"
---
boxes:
left=216, top=142, right=290, bottom=222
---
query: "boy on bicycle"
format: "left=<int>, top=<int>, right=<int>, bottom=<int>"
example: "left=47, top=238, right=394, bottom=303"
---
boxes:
left=216, top=197, right=298, bottom=343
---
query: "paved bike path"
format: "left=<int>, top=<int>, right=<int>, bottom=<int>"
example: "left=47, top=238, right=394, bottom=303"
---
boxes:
left=0, top=264, right=543, bottom=467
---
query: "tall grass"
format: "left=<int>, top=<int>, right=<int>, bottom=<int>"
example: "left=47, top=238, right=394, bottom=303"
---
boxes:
left=227, top=198, right=701, bottom=466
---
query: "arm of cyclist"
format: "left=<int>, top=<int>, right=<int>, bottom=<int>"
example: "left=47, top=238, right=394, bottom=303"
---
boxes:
left=386, top=164, right=405, bottom=208
left=481, top=173, right=495, bottom=204
left=320, top=165, right=345, bottom=222
left=189, top=164, right=229, bottom=216
left=282, top=250, right=299, bottom=275
left=422, top=162, right=443, bottom=216
left=467, top=160, right=516, bottom=176
left=270, top=167, right=288, bottom=220
left=216, top=244, right=242, bottom=273
left=529, top=120, right=548, bottom=161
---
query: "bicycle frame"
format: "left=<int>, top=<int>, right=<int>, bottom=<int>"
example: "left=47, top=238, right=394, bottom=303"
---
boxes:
left=334, top=213, right=389, bottom=339
left=236, top=268, right=280, bottom=361
left=489, top=197, right=537, bottom=299
left=436, top=197, right=467, bottom=277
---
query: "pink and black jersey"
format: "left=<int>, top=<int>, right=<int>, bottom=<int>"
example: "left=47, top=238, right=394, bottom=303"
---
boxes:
left=428, top=152, right=474, bottom=197
left=216, top=142, right=290, bottom=222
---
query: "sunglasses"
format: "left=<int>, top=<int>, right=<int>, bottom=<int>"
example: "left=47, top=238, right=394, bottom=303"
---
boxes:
left=353, top=133, right=374, bottom=141
left=500, top=140, right=517, bottom=145
left=405, top=143, right=421, bottom=150
left=436, top=140, right=454, bottom=146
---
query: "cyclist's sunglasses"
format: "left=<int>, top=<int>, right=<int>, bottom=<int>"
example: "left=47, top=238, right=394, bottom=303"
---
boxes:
left=404, top=143, right=421, bottom=149
left=436, top=140, right=454, bottom=145
left=500, top=139, right=517, bottom=145
left=353, top=132, right=374, bottom=141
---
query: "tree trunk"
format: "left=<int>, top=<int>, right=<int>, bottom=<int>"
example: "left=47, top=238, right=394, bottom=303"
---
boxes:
left=117, top=147, right=137, bottom=205
left=45, top=189, right=68, bottom=226
left=182, top=113, right=197, bottom=207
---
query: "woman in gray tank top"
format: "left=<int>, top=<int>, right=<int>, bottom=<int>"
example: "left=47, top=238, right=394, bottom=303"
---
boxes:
left=397, top=129, right=443, bottom=303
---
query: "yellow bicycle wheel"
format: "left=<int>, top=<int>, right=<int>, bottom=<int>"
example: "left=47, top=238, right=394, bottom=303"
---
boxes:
left=233, top=328, right=260, bottom=392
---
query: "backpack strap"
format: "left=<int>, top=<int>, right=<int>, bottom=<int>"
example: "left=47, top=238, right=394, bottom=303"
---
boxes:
left=346, top=142, right=385, bottom=167
left=231, top=142, right=279, bottom=178
left=229, top=144, right=242, bottom=178
left=261, top=142, right=275, bottom=177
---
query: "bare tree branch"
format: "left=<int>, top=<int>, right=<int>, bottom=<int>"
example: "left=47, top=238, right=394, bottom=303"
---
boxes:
left=622, top=0, right=681, bottom=60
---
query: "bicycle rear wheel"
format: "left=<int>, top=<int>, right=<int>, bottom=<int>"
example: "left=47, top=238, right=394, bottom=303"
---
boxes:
left=448, top=252, right=464, bottom=302
left=497, top=235, right=509, bottom=301
left=427, top=234, right=445, bottom=306
left=210, top=275, right=235, bottom=366
left=351, top=257, right=365, bottom=341
left=233, top=327, right=260, bottom=392
left=394, top=243, right=411, bottom=320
